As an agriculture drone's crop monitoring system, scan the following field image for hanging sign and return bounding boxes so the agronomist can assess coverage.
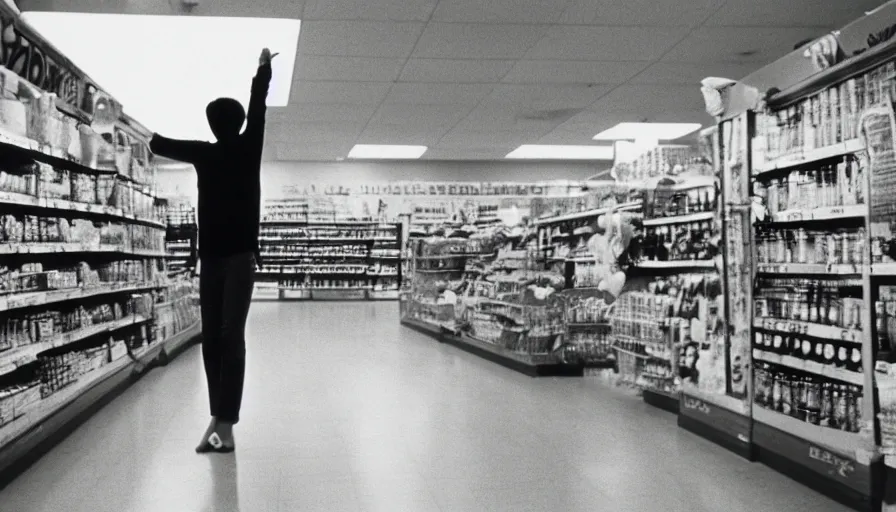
[0,3,107,119]
[282,181,578,198]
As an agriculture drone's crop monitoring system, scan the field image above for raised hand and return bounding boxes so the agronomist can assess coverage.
[259,48,279,67]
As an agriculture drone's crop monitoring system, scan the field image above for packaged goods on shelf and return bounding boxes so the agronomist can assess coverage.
[753,361,863,433]
[402,221,578,371]
[255,200,403,300]
[0,5,206,476]
[877,363,896,457]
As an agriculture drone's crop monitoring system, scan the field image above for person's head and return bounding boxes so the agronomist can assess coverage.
[206,97,245,141]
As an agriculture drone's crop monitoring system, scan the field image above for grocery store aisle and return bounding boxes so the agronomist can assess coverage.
[0,301,850,512]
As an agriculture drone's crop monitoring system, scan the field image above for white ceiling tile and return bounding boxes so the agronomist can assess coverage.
[275,142,353,161]
[298,20,424,57]
[431,0,562,23]
[358,124,450,145]
[560,0,725,26]
[412,23,550,59]
[290,81,392,104]
[502,60,649,84]
[588,84,705,116]
[644,110,709,126]
[269,104,378,123]
[524,26,689,61]
[546,111,633,141]
[454,104,575,133]
[368,103,475,128]
[661,27,827,63]
[486,84,613,110]
[301,0,437,21]
[294,55,406,81]
[631,62,760,84]
[267,122,364,144]
[19,0,306,17]
[399,59,516,83]
[383,83,493,104]
[438,130,534,149]
[704,0,884,27]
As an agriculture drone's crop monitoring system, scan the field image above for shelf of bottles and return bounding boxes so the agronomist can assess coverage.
[256,199,402,300]
[746,56,896,471]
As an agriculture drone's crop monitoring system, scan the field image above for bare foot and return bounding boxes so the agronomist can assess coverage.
[215,421,235,448]
[196,417,217,452]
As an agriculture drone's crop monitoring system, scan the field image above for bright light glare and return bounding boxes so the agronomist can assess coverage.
[348,145,428,159]
[22,12,300,141]
[593,122,702,141]
[506,145,614,160]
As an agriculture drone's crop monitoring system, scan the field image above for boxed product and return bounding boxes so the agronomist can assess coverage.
[70,173,98,204]
[37,163,71,200]
[0,98,28,138]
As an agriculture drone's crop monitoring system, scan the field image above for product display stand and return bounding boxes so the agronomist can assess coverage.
[256,199,402,301]
[401,228,584,377]
[0,6,202,487]
[400,314,584,377]
[740,40,896,509]
[675,123,756,459]
[0,320,200,488]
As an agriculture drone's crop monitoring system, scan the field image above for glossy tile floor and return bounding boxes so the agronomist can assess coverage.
[0,302,851,512]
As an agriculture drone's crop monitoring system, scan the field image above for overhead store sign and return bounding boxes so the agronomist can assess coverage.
[0,3,108,119]
[283,182,578,197]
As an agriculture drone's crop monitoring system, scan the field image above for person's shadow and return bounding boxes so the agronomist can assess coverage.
[205,455,240,512]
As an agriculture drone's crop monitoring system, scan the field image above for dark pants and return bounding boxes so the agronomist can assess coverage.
[199,252,255,424]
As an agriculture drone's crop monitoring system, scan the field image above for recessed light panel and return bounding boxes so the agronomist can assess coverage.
[348,145,427,159]
[593,122,702,141]
[22,12,301,141]
[506,145,614,160]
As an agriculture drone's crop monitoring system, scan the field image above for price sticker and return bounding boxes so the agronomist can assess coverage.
[840,329,857,343]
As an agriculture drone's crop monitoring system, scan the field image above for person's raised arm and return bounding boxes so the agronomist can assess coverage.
[149,134,210,164]
[245,48,276,142]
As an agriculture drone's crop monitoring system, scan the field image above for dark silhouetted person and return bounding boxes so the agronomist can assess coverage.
[150,48,277,453]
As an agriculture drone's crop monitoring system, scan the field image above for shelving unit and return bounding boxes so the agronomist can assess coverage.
[734,38,896,509]
[256,200,402,300]
[0,6,201,485]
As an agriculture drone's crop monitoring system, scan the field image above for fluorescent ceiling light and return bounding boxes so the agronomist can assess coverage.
[348,145,427,159]
[22,12,300,141]
[593,122,702,141]
[506,145,614,160]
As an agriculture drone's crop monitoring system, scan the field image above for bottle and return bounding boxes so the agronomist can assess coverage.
[847,346,862,373]
[832,385,847,430]
[821,382,833,426]
[876,301,888,353]
[772,370,783,412]
[807,378,822,425]
[781,372,794,416]
[835,345,849,368]
[813,339,825,363]
[823,341,836,366]
[795,376,808,421]
[845,388,858,432]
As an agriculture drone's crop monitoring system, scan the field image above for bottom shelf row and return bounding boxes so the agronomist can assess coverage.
[0,318,201,453]
[253,283,399,301]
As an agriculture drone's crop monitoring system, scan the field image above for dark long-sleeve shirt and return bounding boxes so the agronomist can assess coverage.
[150,63,272,259]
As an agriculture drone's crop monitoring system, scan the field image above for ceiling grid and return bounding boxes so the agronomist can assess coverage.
[15,0,891,160]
